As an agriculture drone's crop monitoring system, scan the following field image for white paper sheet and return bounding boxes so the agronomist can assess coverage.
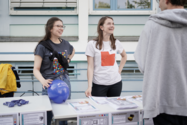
[0,117,13,125]
[112,114,126,124]
[69,101,99,113]
[78,113,110,125]
[111,111,140,125]
[20,111,47,125]
[89,96,108,105]
[0,113,18,125]
[125,95,143,103]
[106,98,138,110]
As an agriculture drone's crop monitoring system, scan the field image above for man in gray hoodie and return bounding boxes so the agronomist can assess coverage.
[134,0,187,124]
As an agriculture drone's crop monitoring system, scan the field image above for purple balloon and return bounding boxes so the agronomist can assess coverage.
[48,80,69,104]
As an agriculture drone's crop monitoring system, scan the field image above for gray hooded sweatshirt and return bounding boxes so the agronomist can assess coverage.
[134,9,187,118]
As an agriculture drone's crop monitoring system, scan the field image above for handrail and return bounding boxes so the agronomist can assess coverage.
[0,52,134,54]
[17,73,142,76]
[15,90,142,94]
[13,68,140,71]
[0,51,142,95]
[16,79,143,82]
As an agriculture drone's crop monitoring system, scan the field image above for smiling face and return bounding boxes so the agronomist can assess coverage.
[50,20,64,38]
[100,18,115,36]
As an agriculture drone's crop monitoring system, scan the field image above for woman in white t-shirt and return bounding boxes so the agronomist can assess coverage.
[85,16,127,97]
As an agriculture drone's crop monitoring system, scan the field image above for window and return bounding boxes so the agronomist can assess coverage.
[93,0,152,10]
[68,64,78,78]
[117,0,151,10]
[94,0,111,9]
[91,0,155,15]
[18,66,33,74]
[68,66,75,76]
[9,0,78,15]
[119,61,143,80]
[14,7,75,11]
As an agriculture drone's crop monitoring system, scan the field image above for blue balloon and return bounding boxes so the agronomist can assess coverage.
[48,80,69,104]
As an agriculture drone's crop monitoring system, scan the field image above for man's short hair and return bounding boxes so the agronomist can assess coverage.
[170,0,187,6]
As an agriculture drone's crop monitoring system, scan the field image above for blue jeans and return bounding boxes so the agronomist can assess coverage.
[42,74,71,125]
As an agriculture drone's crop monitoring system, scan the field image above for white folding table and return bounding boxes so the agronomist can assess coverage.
[0,95,52,125]
[0,96,52,114]
[51,98,144,125]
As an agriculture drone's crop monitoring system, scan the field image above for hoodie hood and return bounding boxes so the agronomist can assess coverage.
[149,9,187,28]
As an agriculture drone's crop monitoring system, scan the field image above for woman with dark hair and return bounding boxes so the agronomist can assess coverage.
[33,17,75,125]
[85,16,127,97]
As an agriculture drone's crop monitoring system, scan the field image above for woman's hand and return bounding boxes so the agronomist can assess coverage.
[85,87,92,97]
[118,50,127,75]
[67,59,70,63]
[118,69,122,74]
[34,55,53,89]
[86,56,94,97]
[41,79,53,89]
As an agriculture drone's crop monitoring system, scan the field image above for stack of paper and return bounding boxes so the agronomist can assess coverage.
[68,101,99,113]
[126,95,143,103]
[89,96,108,105]
[132,95,142,102]
[106,98,138,110]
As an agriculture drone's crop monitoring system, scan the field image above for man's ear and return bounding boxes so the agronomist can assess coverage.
[165,0,170,5]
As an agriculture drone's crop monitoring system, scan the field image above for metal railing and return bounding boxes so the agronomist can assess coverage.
[0,51,143,95]
[0,52,135,54]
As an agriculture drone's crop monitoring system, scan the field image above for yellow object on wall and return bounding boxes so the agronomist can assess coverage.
[0,64,17,95]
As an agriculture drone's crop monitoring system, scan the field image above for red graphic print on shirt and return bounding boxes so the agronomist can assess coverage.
[101,51,115,66]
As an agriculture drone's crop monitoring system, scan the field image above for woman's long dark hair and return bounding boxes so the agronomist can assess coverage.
[34,17,63,52]
[94,16,116,50]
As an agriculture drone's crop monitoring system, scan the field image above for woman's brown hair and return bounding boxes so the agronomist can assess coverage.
[94,16,116,50]
[34,17,63,52]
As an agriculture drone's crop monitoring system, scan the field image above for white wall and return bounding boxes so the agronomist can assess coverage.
[0,0,160,61]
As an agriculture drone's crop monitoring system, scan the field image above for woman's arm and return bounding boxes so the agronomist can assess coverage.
[68,48,75,63]
[33,55,53,89]
[85,56,94,97]
[118,50,127,74]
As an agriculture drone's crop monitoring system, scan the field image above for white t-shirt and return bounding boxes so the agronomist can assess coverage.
[85,39,124,85]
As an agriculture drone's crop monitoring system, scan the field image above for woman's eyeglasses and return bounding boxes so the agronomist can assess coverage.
[54,25,66,29]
